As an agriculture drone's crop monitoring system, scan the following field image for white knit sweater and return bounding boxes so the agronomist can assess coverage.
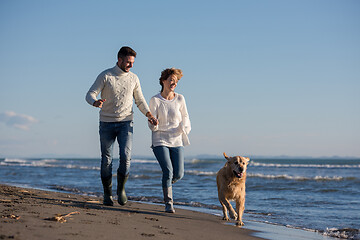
[86,65,150,122]
[148,93,191,147]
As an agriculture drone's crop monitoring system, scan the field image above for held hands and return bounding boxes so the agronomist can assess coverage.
[93,99,106,108]
[146,112,159,126]
[93,101,158,125]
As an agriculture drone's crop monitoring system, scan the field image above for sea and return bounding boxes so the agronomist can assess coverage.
[1,156,359,240]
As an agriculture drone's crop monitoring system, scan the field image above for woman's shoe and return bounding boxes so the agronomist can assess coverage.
[163,187,175,213]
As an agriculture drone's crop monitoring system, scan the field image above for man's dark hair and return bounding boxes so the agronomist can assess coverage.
[117,46,137,59]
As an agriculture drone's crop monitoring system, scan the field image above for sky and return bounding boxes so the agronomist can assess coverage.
[0,0,359,159]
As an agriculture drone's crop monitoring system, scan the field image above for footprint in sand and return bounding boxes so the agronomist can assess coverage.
[141,233,155,237]
[159,230,174,235]
[152,225,174,235]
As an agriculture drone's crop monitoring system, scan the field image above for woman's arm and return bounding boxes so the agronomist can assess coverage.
[180,96,191,135]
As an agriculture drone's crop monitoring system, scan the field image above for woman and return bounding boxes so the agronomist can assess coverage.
[148,68,191,213]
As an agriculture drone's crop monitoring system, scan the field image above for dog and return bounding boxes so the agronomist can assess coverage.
[216,152,250,226]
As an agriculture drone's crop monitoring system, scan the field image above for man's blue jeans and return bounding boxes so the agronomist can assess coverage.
[152,146,184,188]
[99,121,133,179]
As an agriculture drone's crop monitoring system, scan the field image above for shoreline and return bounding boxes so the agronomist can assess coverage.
[2,156,358,240]
[0,183,335,240]
[0,184,263,240]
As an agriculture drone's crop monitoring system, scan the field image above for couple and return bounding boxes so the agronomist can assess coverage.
[85,46,191,213]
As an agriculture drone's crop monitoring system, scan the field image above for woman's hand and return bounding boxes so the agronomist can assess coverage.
[146,112,159,126]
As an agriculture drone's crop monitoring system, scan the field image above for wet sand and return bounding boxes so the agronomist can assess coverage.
[0,184,263,240]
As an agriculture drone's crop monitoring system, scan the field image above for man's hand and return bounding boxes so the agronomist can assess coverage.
[93,99,106,108]
[146,112,158,126]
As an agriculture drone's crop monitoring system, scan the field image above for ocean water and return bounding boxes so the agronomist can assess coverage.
[0,157,359,239]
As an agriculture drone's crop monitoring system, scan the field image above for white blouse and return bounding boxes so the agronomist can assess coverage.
[148,93,191,147]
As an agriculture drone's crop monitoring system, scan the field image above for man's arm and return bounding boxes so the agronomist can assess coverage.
[86,74,105,106]
[133,76,158,125]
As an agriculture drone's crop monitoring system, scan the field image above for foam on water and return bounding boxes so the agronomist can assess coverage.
[251,162,360,168]
[248,173,350,181]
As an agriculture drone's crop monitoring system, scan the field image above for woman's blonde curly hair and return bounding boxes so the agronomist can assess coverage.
[159,68,183,92]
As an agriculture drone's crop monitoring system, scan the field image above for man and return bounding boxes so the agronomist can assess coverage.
[86,46,158,206]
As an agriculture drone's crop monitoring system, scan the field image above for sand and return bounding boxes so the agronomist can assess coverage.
[0,184,263,240]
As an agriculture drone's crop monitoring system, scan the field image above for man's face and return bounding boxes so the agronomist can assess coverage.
[118,55,135,72]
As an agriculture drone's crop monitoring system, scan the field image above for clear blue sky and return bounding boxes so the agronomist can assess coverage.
[1,0,359,158]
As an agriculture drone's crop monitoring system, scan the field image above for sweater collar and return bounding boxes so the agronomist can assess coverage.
[158,92,177,102]
[114,64,129,76]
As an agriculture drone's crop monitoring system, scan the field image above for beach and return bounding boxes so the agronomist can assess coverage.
[0,184,262,240]
[1,157,359,239]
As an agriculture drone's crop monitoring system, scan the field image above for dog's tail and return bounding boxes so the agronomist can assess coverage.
[223,152,229,159]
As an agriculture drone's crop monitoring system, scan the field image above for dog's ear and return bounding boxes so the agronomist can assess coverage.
[223,152,230,160]
[244,157,250,164]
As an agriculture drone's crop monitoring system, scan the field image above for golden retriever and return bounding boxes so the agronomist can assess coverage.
[216,152,250,226]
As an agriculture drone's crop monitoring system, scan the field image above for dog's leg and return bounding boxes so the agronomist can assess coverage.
[219,197,229,221]
[219,196,237,220]
[219,200,229,221]
[227,200,238,220]
[235,198,245,226]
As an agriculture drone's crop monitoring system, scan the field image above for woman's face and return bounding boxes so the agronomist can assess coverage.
[163,74,178,92]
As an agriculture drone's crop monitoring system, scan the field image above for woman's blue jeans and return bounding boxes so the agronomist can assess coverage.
[99,121,133,178]
[152,146,184,188]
